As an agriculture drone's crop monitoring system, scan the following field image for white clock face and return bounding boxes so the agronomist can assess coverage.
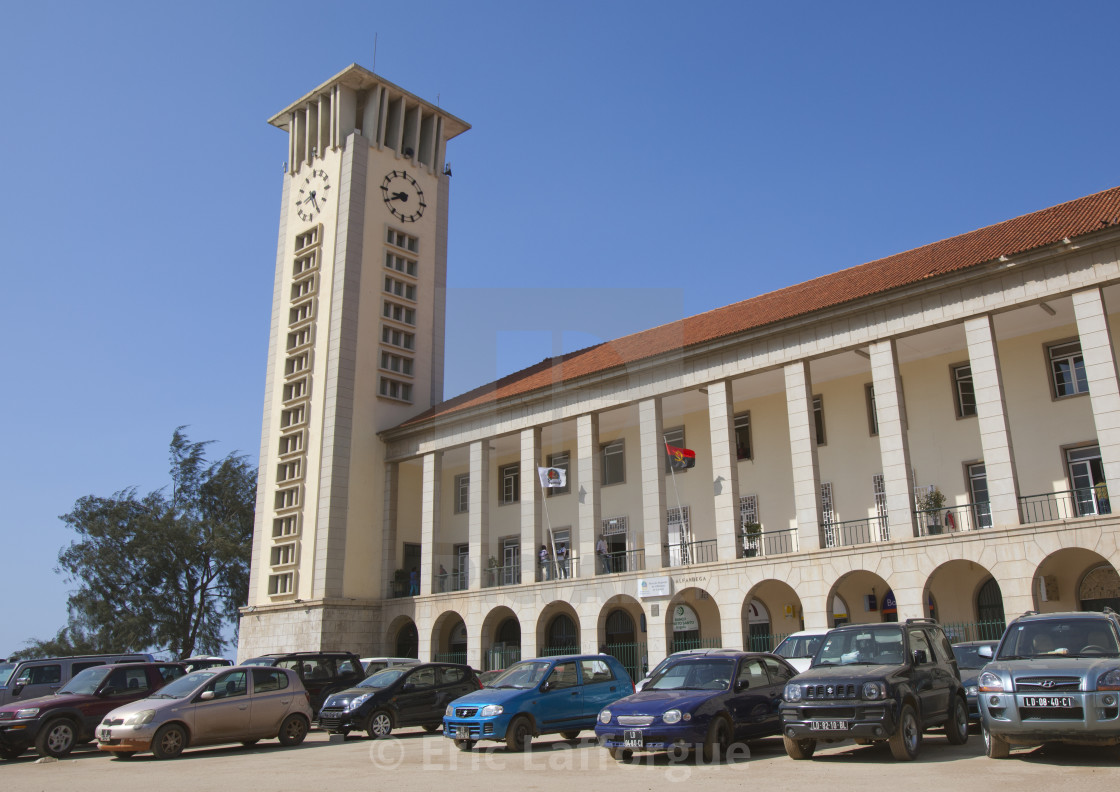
[381,170,426,222]
[295,168,331,223]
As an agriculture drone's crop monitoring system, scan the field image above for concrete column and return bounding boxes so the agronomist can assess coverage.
[521,427,542,583]
[869,340,917,540]
[708,380,741,562]
[1072,288,1120,488]
[639,398,667,570]
[644,601,669,669]
[379,462,399,599]
[576,414,601,578]
[420,452,441,596]
[799,592,832,631]
[785,361,822,550]
[468,440,490,591]
[520,610,539,660]
[964,316,1021,528]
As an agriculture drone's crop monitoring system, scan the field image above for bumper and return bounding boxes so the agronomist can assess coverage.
[780,701,898,741]
[593,723,705,752]
[0,722,36,752]
[318,708,365,733]
[96,724,156,754]
[443,715,510,742]
[980,692,1120,746]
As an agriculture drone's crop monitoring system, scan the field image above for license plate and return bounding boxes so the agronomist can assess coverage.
[455,726,470,739]
[98,728,111,741]
[810,720,849,731]
[623,729,644,748]
[1023,696,1075,708]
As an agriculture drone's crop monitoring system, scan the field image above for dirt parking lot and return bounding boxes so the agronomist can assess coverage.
[4,728,1119,792]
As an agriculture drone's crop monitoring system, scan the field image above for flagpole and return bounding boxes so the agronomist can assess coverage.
[664,438,690,565]
[539,469,559,580]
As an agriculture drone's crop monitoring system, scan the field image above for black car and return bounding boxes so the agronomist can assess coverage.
[319,663,481,738]
[780,618,969,761]
[951,640,999,724]
[242,652,364,714]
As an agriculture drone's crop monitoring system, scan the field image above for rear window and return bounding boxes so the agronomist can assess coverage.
[253,669,290,693]
[580,658,615,683]
[441,666,468,684]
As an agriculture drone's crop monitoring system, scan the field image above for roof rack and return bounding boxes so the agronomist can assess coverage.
[904,618,939,625]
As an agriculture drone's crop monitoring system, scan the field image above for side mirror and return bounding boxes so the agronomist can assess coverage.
[401,682,415,692]
[199,690,215,701]
[540,681,552,693]
[735,681,750,692]
[101,686,117,697]
[978,645,994,659]
[912,649,928,665]
[12,678,29,695]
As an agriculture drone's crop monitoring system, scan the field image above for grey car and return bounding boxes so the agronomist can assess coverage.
[977,610,1120,758]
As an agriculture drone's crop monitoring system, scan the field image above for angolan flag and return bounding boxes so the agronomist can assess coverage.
[665,443,696,471]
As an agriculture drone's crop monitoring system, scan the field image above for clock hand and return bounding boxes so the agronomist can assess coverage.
[390,191,409,202]
[309,192,320,211]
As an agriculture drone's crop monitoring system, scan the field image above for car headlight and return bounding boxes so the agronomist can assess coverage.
[445,704,455,717]
[966,685,978,697]
[977,671,1004,693]
[1098,668,1120,690]
[479,704,503,717]
[599,709,612,724]
[123,709,157,727]
[784,683,802,703]
[14,708,39,719]
[346,693,372,712]
[862,681,886,701]
[662,709,682,724]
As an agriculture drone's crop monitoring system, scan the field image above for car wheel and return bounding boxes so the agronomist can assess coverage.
[278,714,309,746]
[946,696,969,746]
[423,723,441,734]
[35,718,78,758]
[151,724,187,760]
[888,704,921,761]
[607,746,633,761]
[982,721,1010,759]
[366,709,393,740]
[783,735,816,760]
[701,717,731,763]
[560,730,580,740]
[454,739,474,752]
[505,716,532,752]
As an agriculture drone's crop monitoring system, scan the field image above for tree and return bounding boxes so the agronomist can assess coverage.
[24,428,256,659]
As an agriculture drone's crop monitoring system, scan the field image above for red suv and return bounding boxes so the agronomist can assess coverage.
[0,662,185,759]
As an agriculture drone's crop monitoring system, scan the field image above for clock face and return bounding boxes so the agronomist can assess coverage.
[381,170,426,222]
[295,168,331,223]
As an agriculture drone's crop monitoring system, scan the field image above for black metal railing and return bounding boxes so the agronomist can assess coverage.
[915,502,991,536]
[596,548,645,575]
[738,528,797,558]
[666,538,718,566]
[822,515,889,548]
[483,562,522,588]
[1019,488,1110,524]
[536,553,580,582]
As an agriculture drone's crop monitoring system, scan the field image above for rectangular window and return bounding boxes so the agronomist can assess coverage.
[286,327,312,351]
[385,252,418,277]
[272,516,299,537]
[952,364,977,417]
[270,543,297,566]
[276,459,302,483]
[382,301,416,326]
[663,426,686,474]
[455,474,470,514]
[546,451,571,496]
[967,462,992,529]
[280,405,306,429]
[293,250,318,276]
[294,227,320,251]
[601,439,625,486]
[814,396,826,445]
[380,351,414,376]
[384,276,417,301]
[285,351,310,377]
[274,486,300,510]
[290,274,317,301]
[282,377,308,402]
[386,228,419,252]
[820,481,835,547]
[381,326,415,350]
[267,572,294,596]
[500,463,520,504]
[1049,340,1089,397]
[288,301,314,325]
[378,376,413,402]
[734,412,752,460]
[866,384,878,436]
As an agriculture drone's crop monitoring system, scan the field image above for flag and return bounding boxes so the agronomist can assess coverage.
[665,442,696,471]
[537,466,567,488]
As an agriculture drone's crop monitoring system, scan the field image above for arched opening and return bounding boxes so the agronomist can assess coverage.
[976,578,1007,639]
[543,613,579,655]
[1033,548,1120,613]
[597,595,646,681]
[395,620,418,658]
[742,580,804,649]
[1080,565,1120,611]
[665,588,721,653]
[745,599,772,651]
[490,617,522,670]
[431,612,467,664]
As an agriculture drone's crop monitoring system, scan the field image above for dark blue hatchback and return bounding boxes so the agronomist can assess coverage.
[594,652,796,761]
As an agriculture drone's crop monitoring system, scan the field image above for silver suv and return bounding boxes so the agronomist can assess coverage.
[978,609,1120,758]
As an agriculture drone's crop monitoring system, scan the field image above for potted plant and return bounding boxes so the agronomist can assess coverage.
[742,523,763,557]
[915,487,947,534]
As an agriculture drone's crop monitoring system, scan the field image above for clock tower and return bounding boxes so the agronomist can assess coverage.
[238,65,469,656]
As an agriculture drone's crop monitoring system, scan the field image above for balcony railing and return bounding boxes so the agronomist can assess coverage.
[915,502,992,536]
[536,553,580,582]
[483,562,522,588]
[666,538,718,566]
[823,515,889,548]
[596,548,645,575]
[1019,488,1111,524]
[738,528,798,558]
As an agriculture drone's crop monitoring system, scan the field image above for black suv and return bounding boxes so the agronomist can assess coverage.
[242,652,364,714]
[779,619,968,760]
[319,662,481,738]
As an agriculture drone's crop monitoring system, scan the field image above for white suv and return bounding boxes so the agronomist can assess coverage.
[773,628,831,673]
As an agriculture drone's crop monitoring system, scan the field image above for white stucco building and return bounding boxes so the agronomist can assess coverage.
[239,65,1120,681]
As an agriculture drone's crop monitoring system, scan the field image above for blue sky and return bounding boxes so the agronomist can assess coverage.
[3,0,1119,656]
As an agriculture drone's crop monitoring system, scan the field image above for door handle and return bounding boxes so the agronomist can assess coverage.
[238,704,249,710]
[570,692,578,696]
[609,686,616,691]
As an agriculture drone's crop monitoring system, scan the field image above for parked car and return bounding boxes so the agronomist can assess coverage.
[360,657,421,675]
[595,651,797,761]
[635,648,743,692]
[977,609,1120,758]
[773,629,831,673]
[97,665,312,759]
[241,651,364,713]
[0,653,153,708]
[320,662,480,737]
[951,641,1000,724]
[180,656,234,673]
[780,619,969,761]
[478,669,505,687]
[443,654,632,751]
[0,662,185,760]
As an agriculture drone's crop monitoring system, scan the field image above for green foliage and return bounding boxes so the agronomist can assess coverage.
[24,428,256,659]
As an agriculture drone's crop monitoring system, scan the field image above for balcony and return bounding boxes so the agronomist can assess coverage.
[666,538,718,566]
[1019,488,1110,524]
[822,515,889,548]
[596,548,645,576]
[915,502,991,536]
[737,527,798,558]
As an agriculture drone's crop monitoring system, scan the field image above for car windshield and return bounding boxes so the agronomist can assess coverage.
[359,668,406,688]
[148,670,220,699]
[0,662,15,687]
[58,666,113,695]
[815,628,905,666]
[775,635,825,659]
[952,643,997,669]
[489,661,551,689]
[647,659,735,691]
[997,619,1120,660]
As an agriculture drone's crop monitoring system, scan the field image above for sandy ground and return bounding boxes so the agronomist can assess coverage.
[4,727,1119,792]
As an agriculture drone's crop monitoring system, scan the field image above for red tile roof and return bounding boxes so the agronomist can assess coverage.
[401,185,1120,428]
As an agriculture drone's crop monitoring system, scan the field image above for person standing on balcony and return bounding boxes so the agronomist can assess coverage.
[556,543,568,578]
[408,567,419,596]
[539,544,551,581]
[597,534,610,573]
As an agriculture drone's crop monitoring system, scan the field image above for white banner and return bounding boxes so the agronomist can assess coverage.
[537,466,567,488]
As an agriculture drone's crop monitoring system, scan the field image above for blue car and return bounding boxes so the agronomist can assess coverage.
[443,654,632,751]
[594,652,796,761]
